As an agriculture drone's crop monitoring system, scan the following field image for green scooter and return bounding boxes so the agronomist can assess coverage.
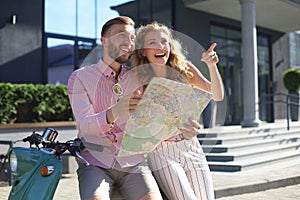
[7,128,87,200]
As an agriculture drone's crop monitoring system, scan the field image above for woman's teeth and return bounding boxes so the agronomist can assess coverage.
[155,53,165,58]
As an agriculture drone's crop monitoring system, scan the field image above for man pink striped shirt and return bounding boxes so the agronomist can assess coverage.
[68,59,144,168]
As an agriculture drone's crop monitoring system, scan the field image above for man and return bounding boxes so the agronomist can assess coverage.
[68,16,162,200]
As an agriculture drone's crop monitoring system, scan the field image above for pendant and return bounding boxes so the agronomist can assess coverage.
[112,83,123,96]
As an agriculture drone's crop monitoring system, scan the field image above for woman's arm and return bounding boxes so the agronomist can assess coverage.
[188,43,224,101]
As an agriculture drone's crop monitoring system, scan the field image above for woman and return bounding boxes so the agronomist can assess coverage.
[128,22,224,200]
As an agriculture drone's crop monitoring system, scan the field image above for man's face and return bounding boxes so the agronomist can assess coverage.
[104,24,135,64]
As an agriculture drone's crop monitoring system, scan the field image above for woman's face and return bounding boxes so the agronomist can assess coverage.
[142,30,171,65]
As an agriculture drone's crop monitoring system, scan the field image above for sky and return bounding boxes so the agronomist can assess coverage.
[45,0,132,46]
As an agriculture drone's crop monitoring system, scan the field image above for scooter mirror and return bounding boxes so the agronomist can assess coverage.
[42,128,58,142]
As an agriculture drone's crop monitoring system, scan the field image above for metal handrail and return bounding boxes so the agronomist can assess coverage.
[259,92,300,130]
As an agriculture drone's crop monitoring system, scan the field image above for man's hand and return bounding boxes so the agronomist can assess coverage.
[107,90,142,123]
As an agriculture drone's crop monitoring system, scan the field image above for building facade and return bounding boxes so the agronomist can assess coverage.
[1,0,300,126]
[112,0,300,126]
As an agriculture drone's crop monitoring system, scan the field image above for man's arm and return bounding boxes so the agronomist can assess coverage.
[68,70,113,136]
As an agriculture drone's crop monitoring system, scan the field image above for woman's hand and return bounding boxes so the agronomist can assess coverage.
[177,117,202,139]
[201,43,219,66]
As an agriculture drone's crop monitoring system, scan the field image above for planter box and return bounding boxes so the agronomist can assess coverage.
[0,121,75,130]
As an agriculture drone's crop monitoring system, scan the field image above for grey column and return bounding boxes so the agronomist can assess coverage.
[240,0,261,127]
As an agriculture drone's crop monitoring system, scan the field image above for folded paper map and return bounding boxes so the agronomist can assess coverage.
[118,77,212,157]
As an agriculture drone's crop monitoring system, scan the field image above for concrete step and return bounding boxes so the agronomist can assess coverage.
[202,136,300,153]
[201,122,300,172]
[200,126,300,138]
[209,150,300,172]
[200,122,300,139]
[206,142,300,162]
[199,129,300,145]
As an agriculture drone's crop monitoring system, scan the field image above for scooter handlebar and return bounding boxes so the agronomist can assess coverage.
[48,139,90,166]
[20,128,89,165]
[22,132,43,146]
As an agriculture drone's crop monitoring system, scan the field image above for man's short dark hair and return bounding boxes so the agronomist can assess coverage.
[101,16,135,37]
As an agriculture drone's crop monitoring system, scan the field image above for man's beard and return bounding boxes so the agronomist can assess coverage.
[108,41,130,64]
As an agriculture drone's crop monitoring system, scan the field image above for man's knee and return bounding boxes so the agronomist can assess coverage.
[87,195,107,200]
[139,192,163,200]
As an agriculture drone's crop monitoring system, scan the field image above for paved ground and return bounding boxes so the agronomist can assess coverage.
[217,184,300,200]
[1,173,300,200]
[213,160,300,199]
[0,121,300,199]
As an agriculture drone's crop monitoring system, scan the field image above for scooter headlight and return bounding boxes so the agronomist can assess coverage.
[9,150,18,172]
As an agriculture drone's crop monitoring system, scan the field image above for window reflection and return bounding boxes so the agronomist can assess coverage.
[47,38,74,85]
[45,0,122,84]
[45,0,76,36]
[290,32,300,67]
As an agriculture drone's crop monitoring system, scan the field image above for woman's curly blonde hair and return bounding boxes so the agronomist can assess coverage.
[130,22,193,83]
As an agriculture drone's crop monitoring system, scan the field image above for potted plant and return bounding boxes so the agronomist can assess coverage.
[283,68,300,121]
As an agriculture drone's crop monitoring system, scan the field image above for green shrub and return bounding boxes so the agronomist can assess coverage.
[0,83,73,124]
[0,83,18,124]
[33,84,73,122]
[283,68,300,92]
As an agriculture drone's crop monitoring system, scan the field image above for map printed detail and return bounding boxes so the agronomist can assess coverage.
[118,77,212,157]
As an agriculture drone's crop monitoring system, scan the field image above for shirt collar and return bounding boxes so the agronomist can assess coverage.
[97,59,129,81]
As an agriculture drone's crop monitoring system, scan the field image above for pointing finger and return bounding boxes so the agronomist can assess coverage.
[207,42,217,52]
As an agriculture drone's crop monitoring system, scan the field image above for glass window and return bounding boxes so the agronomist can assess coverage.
[45,0,131,38]
[290,31,300,67]
[78,41,97,66]
[78,0,96,38]
[47,38,74,85]
[227,29,241,40]
[258,35,268,47]
[211,36,227,56]
[47,37,74,48]
[210,24,272,123]
[152,0,172,26]
[257,46,269,63]
[227,40,241,57]
[257,35,270,121]
[138,0,152,25]
[257,35,270,74]
[211,25,226,37]
[45,0,76,35]
[44,0,131,84]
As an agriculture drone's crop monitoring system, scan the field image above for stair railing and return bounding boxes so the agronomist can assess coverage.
[260,92,300,130]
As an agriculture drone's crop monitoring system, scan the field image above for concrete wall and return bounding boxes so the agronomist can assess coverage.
[0,0,44,84]
[272,34,291,119]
